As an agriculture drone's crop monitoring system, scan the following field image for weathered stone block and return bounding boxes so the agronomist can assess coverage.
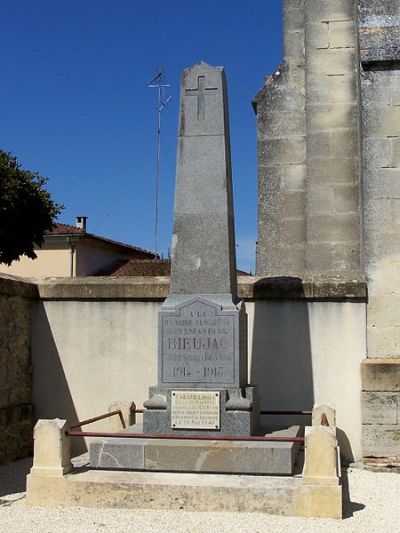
[282,164,306,191]
[332,243,361,273]
[302,426,339,486]
[284,4,305,34]
[363,200,392,228]
[362,424,400,457]
[30,419,72,477]
[361,392,398,424]
[308,186,334,214]
[372,168,400,199]
[362,359,400,391]
[90,427,301,475]
[362,71,392,107]
[268,138,306,165]
[363,106,400,138]
[284,29,306,60]
[281,218,306,245]
[367,326,399,358]
[306,0,354,23]
[329,20,356,49]
[308,213,360,243]
[307,244,333,272]
[309,103,358,131]
[333,185,359,213]
[308,157,358,184]
[330,129,359,158]
[308,74,357,104]
[308,49,356,76]
[368,294,400,326]
[281,191,305,216]
[263,111,305,138]
[307,22,329,49]
[362,138,393,168]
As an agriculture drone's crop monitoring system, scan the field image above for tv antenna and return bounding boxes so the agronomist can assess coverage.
[148,69,171,255]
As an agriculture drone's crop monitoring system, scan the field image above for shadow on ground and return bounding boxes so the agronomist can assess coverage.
[342,467,366,519]
[0,457,32,503]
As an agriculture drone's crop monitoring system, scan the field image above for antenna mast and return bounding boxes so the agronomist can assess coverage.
[148,69,171,256]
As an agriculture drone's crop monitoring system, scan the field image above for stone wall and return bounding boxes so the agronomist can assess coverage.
[31,277,366,462]
[359,0,400,466]
[254,0,306,275]
[255,0,361,277]
[361,359,400,466]
[304,0,361,275]
[0,275,36,464]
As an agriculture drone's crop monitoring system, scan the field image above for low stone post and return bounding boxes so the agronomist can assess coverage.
[312,404,336,427]
[302,426,339,485]
[30,419,72,477]
[108,401,136,432]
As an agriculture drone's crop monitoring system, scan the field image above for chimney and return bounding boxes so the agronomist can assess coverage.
[75,216,87,232]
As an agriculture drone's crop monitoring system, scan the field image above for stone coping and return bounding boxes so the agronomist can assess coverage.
[0,274,38,298]
[16,275,368,301]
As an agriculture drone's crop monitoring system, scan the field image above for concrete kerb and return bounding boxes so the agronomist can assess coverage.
[26,417,343,518]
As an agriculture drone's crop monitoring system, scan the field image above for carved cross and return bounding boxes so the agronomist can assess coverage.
[185,76,218,120]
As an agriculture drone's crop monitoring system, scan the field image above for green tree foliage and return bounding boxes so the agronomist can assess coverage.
[0,149,63,265]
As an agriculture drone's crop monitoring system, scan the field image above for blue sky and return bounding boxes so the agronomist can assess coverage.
[0,0,283,273]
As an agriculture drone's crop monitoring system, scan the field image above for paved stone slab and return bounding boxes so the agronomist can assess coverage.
[89,426,301,475]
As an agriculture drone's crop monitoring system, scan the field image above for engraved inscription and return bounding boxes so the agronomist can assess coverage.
[171,390,220,429]
[161,300,235,384]
[185,76,218,120]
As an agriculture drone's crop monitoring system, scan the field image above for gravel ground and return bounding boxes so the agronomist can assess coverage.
[0,458,399,533]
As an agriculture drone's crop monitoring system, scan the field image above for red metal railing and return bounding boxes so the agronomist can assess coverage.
[66,430,304,443]
[70,409,124,430]
[67,406,311,444]
[131,408,312,416]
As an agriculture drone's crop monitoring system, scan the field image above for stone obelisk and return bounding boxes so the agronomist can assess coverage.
[144,62,258,435]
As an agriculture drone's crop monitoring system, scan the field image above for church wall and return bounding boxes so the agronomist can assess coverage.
[304,0,361,275]
[255,0,400,465]
[255,0,307,276]
[359,0,400,465]
[255,0,362,278]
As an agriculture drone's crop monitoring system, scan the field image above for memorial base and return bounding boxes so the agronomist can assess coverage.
[143,386,259,436]
[89,425,301,475]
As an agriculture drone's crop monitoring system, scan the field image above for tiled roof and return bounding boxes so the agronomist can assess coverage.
[45,224,157,257]
[95,259,171,277]
[95,258,250,277]
[46,223,84,235]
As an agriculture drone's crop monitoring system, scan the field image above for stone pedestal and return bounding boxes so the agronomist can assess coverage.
[144,386,258,436]
[90,425,301,475]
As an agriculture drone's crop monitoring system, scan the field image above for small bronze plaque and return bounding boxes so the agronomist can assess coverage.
[171,390,220,429]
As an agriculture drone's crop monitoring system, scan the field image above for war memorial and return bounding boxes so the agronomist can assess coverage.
[1,0,399,520]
